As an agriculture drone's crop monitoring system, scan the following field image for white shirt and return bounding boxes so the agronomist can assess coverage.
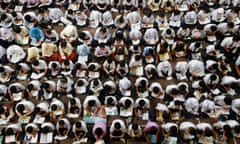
[143,28,159,45]
[110,119,127,133]
[7,45,26,63]
[188,60,205,77]
[184,97,199,114]
[157,61,173,78]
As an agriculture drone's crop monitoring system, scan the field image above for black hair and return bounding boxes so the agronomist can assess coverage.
[124,99,132,107]
[114,122,121,129]
[179,84,187,93]
[107,97,114,105]
[51,104,57,111]
[59,120,65,126]
[162,111,170,119]
[101,27,107,33]
[42,82,50,89]
[24,15,33,22]
[42,126,50,134]
[75,63,81,69]
[26,126,33,133]
[88,100,96,107]
[119,16,124,23]
[166,29,172,35]
[15,65,22,70]
[175,100,182,106]
[153,86,159,93]
[11,11,17,17]
[93,79,99,86]
[27,84,34,91]
[139,99,146,107]
[171,88,179,95]
[61,41,67,47]
[116,30,123,39]
[0,13,7,21]
[95,127,103,137]
[195,42,201,48]
[210,74,217,81]
[169,125,178,136]
[188,127,196,135]
[227,22,234,28]
[205,128,213,137]
[52,63,58,69]
[77,80,84,86]
[76,122,82,128]
[132,123,138,130]
[135,55,141,61]
[6,128,14,135]
[60,77,67,83]
[32,59,39,66]
[149,126,157,134]
[10,86,17,93]
[68,9,73,15]
[88,64,96,71]
[224,97,232,105]
[70,98,76,105]
[210,25,217,32]
[234,125,240,134]
[34,107,40,114]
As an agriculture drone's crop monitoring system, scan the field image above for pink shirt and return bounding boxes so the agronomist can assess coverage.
[92,122,107,139]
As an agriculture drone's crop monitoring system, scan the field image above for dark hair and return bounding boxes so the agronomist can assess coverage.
[6,128,14,135]
[88,64,96,71]
[153,87,159,93]
[60,77,67,83]
[26,126,33,133]
[107,97,114,105]
[210,74,217,81]
[114,122,121,129]
[95,127,103,137]
[27,84,34,91]
[34,107,40,114]
[166,29,172,35]
[76,122,82,128]
[32,60,39,66]
[77,80,84,86]
[149,126,157,134]
[171,88,179,95]
[70,98,76,105]
[88,100,96,107]
[24,15,33,22]
[188,127,196,135]
[169,125,178,136]
[224,97,232,105]
[135,55,141,61]
[59,120,65,126]
[234,125,240,134]
[132,123,138,130]
[51,104,57,111]
[10,86,17,93]
[11,11,17,17]
[68,9,73,14]
[139,99,146,107]
[15,65,22,70]
[205,128,213,137]
[93,79,99,86]
[52,63,58,69]
[1,13,7,21]
[195,42,201,48]
[178,84,187,92]
[124,99,132,107]
[227,22,234,28]
[42,126,50,134]
[61,41,67,47]
[210,25,217,32]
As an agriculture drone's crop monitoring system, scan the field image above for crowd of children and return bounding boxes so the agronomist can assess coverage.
[0,0,240,144]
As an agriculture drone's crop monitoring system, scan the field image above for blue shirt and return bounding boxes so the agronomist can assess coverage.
[77,44,91,56]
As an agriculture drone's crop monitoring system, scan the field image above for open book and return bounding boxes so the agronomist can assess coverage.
[5,135,16,143]
[40,132,53,143]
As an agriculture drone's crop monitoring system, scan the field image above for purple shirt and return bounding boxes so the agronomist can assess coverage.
[92,122,107,139]
[143,121,160,133]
